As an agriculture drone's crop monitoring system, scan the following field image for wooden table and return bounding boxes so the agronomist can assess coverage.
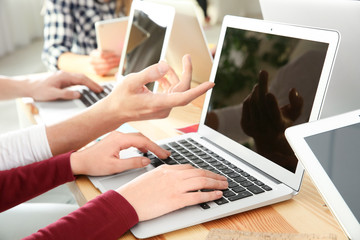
[66,102,347,240]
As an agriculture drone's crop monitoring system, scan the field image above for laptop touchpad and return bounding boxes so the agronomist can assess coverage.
[99,168,148,191]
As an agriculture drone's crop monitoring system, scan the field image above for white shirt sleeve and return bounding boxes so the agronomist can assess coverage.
[0,124,53,170]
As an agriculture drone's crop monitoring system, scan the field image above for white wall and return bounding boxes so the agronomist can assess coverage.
[0,0,44,57]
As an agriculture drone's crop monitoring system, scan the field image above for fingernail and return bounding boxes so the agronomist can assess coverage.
[73,91,81,98]
[158,61,169,75]
[142,158,150,166]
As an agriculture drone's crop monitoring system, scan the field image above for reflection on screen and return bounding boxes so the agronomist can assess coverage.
[305,123,360,222]
[122,9,167,81]
[204,27,329,173]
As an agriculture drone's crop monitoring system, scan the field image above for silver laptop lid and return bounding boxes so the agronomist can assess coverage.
[118,0,175,91]
[145,0,213,84]
[259,0,360,119]
[198,15,340,191]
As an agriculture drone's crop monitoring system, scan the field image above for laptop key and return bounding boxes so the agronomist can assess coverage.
[247,185,265,194]
[214,197,229,205]
[228,191,253,201]
[262,185,273,191]
[199,203,210,209]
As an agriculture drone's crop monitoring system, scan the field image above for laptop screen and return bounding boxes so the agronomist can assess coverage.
[204,26,329,173]
[304,123,360,222]
[122,9,167,76]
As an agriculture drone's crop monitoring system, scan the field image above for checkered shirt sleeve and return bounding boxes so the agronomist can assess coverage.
[41,0,118,71]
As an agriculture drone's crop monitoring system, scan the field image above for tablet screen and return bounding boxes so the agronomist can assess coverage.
[305,123,360,222]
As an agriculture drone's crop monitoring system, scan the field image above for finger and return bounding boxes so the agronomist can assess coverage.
[241,98,253,132]
[173,54,192,92]
[159,81,214,108]
[249,84,261,121]
[284,88,304,121]
[181,168,227,181]
[67,73,104,93]
[54,89,81,100]
[127,61,170,90]
[181,191,224,207]
[113,156,151,172]
[265,93,282,129]
[163,67,180,92]
[120,134,171,159]
[258,70,269,97]
[184,177,228,191]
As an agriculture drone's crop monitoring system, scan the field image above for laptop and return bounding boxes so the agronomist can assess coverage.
[34,0,175,124]
[89,15,340,238]
[259,0,360,119]
[145,0,213,84]
[285,109,360,240]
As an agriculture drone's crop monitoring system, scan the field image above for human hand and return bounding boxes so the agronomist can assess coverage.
[117,164,228,221]
[70,131,170,176]
[29,71,103,101]
[101,54,214,123]
[89,49,121,76]
[241,70,303,171]
[241,70,303,141]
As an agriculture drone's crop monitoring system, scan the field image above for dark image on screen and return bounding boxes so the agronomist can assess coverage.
[121,8,167,87]
[204,27,329,173]
[305,123,360,222]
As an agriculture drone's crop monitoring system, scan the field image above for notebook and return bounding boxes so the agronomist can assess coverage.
[259,0,360,119]
[34,0,175,124]
[145,0,213,84]
[89,15,340,238]
[285,109,360,240]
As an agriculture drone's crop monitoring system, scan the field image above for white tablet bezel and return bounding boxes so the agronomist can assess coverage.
[118,0,175,92]
[95,17,129,56]
[198,15,340,191]
[285,109,360,240]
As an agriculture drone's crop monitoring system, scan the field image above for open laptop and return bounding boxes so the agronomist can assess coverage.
[145,0,213,84]
[259,0,360,119]
[34,0,175,124]
[89,15,340,238]
[285,109,360,240]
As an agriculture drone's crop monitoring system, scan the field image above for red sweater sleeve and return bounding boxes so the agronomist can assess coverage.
[0,152,139,239]
[0,152,75,212]
[24,191,139,240]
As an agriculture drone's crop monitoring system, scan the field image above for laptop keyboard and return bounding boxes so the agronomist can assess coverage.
[79,83,114,107]
[146,138,272,210]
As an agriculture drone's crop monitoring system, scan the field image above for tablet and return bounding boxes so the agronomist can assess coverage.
[95,17,129,56]
[118,0,175,92]
[285,109,360,240]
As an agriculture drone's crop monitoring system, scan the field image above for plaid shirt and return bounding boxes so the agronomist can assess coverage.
[42,0,124,71]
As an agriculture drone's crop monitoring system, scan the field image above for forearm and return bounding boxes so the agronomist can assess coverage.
[0,76,33,100]
[23,191,138,240]
[58,52,94,74]
[0,124,52,170]
[0,152,74,212]
[46,100,124,156]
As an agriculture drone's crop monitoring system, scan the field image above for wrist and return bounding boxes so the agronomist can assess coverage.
[70,151,83,175]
